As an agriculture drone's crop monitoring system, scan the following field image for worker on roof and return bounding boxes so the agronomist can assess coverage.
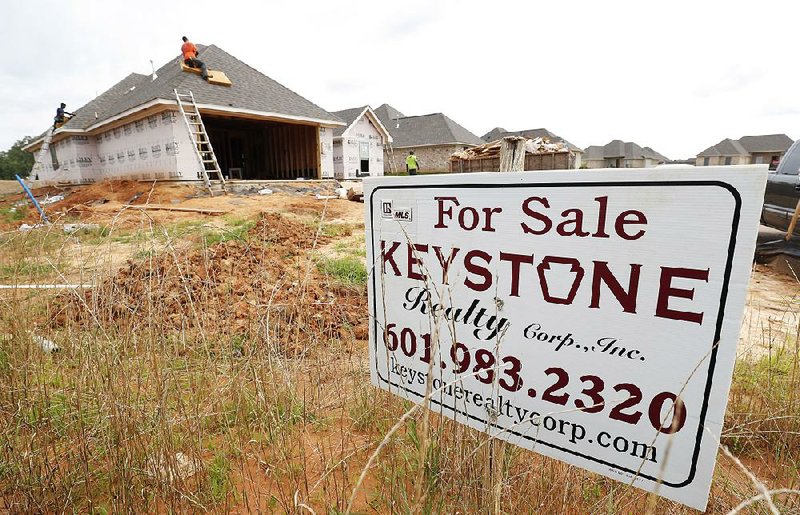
[53,102,74,129]
[181,36,209,81]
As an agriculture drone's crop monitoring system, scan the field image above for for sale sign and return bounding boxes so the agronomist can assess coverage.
[364,167,766,511]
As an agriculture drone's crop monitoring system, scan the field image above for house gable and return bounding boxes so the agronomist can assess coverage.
[332,106,392,144]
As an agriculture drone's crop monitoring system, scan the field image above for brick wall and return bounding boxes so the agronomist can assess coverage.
[384,144,467,173]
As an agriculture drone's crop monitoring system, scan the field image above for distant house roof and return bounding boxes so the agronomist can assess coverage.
[374,109,484,148]
[583,140,669,162]
[697,134,792,157]
[481,127,582,153]
[374,104,405,124]
[737,134,793,153]
[481,127,507,142]
[697,138,748,157]
[30,44,342,147]
[583,145,605,160]
[330,105,392,142]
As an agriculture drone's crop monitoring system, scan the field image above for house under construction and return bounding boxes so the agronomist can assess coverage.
[24,45,344,185]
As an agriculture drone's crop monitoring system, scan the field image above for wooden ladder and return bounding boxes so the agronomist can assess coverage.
[174,89,226,195]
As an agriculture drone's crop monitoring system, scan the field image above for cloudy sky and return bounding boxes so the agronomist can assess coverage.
[1,0,798,160]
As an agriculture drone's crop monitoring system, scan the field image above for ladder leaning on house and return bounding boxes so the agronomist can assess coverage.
[174,89,226,195]
[30,126,56,179]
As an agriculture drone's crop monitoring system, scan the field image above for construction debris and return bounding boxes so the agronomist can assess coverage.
[451,136,570,160]
[40,194,65,205]
[33,335,59,353]
[449,136,575,173]
[18,223,47,232]
[155,451,198,482]
[339,181,364,202]
[122,204,229,215]
[63,223,99,234]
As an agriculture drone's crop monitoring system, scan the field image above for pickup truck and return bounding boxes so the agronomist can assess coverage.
[761,138,800,236]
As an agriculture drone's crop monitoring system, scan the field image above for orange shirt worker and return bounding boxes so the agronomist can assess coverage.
[181,36,209,81]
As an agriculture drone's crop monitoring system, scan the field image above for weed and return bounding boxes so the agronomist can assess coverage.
[203,218,256,246]
[0,261,53,280]
[320,223,354,238]
[207,454,231,502]
[0,206,26,222]
[318,256,367,285]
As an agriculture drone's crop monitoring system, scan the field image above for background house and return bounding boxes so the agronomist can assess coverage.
[481,127,583,168]
[330,106,392,179]
[25,45,343,184]
[582,140,668,169]
[374,104,484,173]
[695,134,793,169]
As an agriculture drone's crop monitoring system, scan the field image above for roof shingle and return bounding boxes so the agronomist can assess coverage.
[58,44,340,133]
[375,111,483,147]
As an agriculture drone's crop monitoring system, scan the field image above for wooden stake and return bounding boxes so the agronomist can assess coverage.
[499,136,526,172]
[123,205,228,215]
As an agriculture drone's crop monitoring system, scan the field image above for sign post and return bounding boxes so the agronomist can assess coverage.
[365,167,766,511]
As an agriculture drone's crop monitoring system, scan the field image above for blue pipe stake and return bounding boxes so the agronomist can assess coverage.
[15,174,50,224]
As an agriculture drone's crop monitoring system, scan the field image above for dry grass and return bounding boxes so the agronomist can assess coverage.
[0,203,798,514]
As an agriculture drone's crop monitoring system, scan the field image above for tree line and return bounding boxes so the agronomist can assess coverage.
[0,137,34,180]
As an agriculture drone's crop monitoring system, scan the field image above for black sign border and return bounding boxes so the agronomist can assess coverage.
[368,180,742,489]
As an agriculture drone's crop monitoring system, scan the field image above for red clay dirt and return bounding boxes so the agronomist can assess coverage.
[51,212,368,349]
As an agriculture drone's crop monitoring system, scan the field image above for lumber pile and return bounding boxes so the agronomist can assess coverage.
[450,136,574,173]
[451,136,570,161]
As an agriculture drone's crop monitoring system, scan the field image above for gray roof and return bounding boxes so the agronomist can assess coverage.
[481,127,507,142]
[583,145,605,160]
[584,140,669,161]
[57,44,340,132]
[697,138,749,157]
[376,111,484,147]
[483,127,582,152]
[642,146,669,162]
[737,134,793,153]
[696,134,792,157]
[331,106,367,137]
[60,73,150,130]
[374,104,405,124]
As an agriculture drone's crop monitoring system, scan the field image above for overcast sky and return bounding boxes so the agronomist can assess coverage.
[1,0,798,160]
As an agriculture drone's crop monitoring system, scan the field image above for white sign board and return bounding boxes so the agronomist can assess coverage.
[364,167,766,511]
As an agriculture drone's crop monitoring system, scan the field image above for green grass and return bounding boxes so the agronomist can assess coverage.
[70,224,111,243]
[207,454,231,502]
[202,218,256,246]
[318,256,368,285]
[333,233,366,258]
[0,261,53,280]
[724,346,799,462]
[320,223,354,238]
[0,206,26,223]
[132,249,157,260]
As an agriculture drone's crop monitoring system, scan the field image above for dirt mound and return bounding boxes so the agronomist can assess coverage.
[52,213,368,349]
[55,180,201,210]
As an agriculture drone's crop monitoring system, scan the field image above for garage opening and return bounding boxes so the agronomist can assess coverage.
[202,116,319,180]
